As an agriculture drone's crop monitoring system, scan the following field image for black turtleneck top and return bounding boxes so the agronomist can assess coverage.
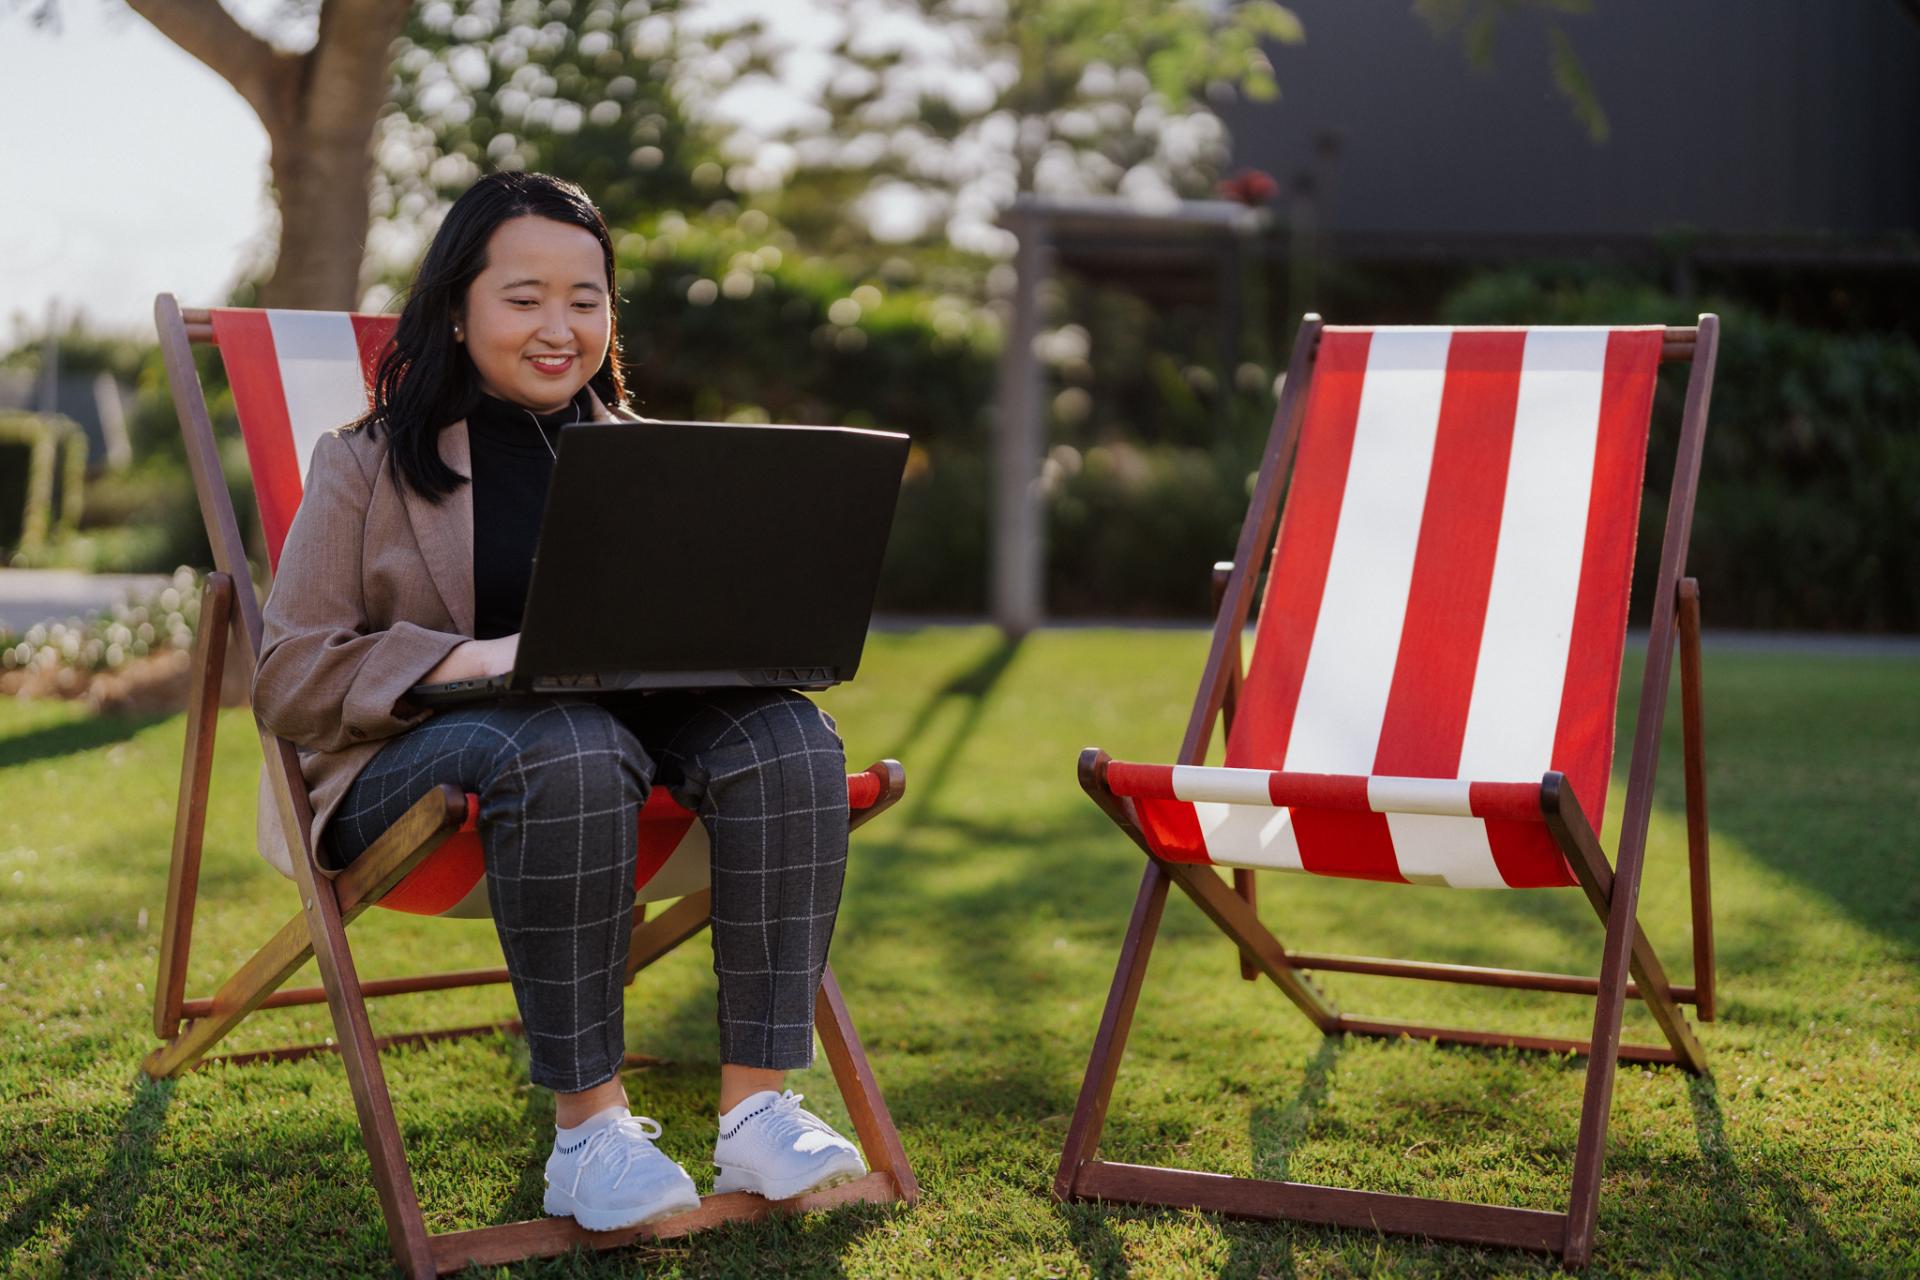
[467,390,588,640]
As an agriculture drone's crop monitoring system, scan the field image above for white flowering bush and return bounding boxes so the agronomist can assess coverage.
[0,566,202,680]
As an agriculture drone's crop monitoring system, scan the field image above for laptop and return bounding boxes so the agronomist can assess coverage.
[407,420,909,707]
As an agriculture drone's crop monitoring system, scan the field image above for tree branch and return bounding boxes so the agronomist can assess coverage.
[122,0,298,131]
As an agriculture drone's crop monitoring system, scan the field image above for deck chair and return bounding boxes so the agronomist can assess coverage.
[142,295,918,1276]
[1057,317,1720,1268]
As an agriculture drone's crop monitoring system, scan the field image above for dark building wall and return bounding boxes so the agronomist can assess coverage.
[1216,0,1920,241]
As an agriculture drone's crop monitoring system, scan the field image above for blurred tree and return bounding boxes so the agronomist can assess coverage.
[372,0,719,284]
[119,0,412,309]
[686,0,1304,254]
[690,0,1607,254]
[27,0,715,310]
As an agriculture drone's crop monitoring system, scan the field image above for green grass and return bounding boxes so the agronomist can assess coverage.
[2,627,1917,1277]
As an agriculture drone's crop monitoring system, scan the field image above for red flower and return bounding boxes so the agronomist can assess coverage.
[1215,168,1278,206]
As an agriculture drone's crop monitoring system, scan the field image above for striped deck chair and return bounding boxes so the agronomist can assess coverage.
[1057,316,1720,1267]
[142,295,917,1276]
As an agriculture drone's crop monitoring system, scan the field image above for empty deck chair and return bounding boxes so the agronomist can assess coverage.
[1057,317,1720,1267]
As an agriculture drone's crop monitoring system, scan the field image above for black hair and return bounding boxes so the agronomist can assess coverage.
[354,170,628,502]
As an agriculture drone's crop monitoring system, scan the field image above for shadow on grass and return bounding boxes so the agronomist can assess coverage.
[0,1075,173,1273]
[376,956,898,1274]
[1633,652,1920,964]
[837,629,1100,1103]
[12,836,265,945]
[1058,1200,1134,1280]
[1054,1044,1877,1278]
[877,633,1023,828]
[1050,1041,1344,1280]
[1663,1075,1865,1277]
[0,710,171,770]
[1246,1037,1342,1186]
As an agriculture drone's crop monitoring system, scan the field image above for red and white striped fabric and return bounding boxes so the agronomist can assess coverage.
[211,307,883,916]
[211,309,395,570]
[1113,326,1664,889]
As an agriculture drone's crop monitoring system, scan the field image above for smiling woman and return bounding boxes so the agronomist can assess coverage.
[352,171,630,504]
[248,170,874,1237]
[455,215,612,413]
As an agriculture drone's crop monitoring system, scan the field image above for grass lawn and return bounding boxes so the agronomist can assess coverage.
[2,626,1916,1277]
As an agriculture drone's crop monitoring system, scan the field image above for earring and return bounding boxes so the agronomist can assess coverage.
[453,324,464,340]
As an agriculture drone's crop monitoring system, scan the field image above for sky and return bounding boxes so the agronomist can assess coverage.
[0,0,843,341]
[2,4,275,338]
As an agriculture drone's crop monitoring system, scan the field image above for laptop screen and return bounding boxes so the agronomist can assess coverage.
[510,421,909,689]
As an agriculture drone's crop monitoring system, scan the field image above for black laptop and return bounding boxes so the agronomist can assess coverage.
[407,420,909,706]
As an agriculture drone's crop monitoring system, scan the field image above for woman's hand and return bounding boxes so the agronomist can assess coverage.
[422,633,520,684]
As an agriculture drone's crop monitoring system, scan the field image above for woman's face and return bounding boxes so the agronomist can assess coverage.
[455,214,612,414]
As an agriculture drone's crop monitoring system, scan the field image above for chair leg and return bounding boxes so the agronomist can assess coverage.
[1545,774,1706,1269]
[816,964,919,1201]
[1678,577,1715,1021]
[143,785,467,1077]
[154,572,233,1040]
[1561,894,1637,1268]
[1055,861,1172,1199]
[1064,760,1722,1265]
[1058,851,1571,1257]
[292,852,437,1278]
[1206,563,1258,985]
[1545,777,1709,1076]
[1232,870,1258,981]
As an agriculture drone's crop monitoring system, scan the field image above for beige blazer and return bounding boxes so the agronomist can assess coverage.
[251,393,631,878]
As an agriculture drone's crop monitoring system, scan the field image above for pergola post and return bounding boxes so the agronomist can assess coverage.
[990,195,1271,637]
[992,206,1050,637]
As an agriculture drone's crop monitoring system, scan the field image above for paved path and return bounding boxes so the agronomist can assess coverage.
[1665,628,1920,658]
[0,568,169,633]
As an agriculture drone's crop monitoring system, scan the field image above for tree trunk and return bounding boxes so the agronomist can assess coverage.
[126,0,411,311]
[260,122,379,311]
[259,0,410,309]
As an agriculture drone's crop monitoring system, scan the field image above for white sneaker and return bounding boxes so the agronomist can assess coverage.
[543,1108,702,1231]
[712,1090,868,1201]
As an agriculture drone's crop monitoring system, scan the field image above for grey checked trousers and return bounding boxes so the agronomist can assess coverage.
[326,690,849,1093]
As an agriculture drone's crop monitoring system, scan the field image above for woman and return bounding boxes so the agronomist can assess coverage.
[252,171,866,1231]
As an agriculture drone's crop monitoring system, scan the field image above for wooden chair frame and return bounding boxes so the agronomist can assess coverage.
[142,295,919,1276]
[1055,315,1720,1269]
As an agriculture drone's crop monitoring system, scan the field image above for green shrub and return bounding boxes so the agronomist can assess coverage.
[614,212,998,449]
[879,446,990,614]
[0,441,26,552]
[0,412,87,560]
[0,565,203,677]
[869,440,1260,618]
[1047,443,1253,616]
[0,332,256,576]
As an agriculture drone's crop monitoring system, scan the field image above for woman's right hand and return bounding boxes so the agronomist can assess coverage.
[422,632,520,684]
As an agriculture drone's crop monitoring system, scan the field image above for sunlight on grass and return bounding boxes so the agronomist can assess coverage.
[1,627,1915,1276]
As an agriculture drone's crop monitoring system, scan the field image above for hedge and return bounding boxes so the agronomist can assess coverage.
[17,254,1913,631]
[0,411,87,560]
[613,210,999,450]
[1443,274,1920,631]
